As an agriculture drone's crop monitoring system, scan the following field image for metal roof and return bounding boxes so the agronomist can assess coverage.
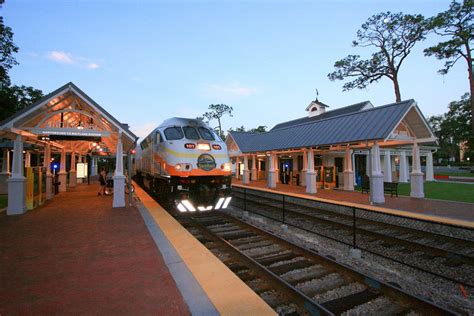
[271,101,372,130]
[229,99,416,153]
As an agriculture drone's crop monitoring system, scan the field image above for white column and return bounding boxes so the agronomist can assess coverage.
[58,148,67,192]
[251,155,257,181]
[306,149,317,194]
[25,151,31,168]
[410,142,424,198]
[366,153,370,176]
[1,148,10,174]
[343,146,354,191]
[292,154,299,185]
[242,155,250,184]
[7,135,27,215]
[426,151,434,182]
[113,132,126,208]
[301,150,307,186]
[370,142,385,204]
[91,157,97,176]
[399,151,408,182]
[235,157,240,180]
[69,152,77,188]
[267,153,276,188]
[274,155,279,183]
[44,143,53,200]
[383,150,392,182]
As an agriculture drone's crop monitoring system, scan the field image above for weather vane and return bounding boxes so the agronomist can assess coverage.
[315,88,319,101]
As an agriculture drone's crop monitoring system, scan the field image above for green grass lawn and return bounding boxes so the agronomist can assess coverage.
[0,195,7,209]
[397,182,474,203]
[435,172,474,177]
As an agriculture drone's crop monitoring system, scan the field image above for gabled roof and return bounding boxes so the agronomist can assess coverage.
[272,101,372,130]
[0,82,137,141]
[228,99,432,153]
[305,99,330,111]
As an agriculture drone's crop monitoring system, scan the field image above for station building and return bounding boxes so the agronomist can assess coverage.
[226,98,437,204]
[0,82,138,215]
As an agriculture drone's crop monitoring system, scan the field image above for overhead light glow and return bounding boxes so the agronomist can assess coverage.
[197,206,213,212]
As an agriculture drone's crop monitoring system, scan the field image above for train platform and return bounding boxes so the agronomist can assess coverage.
[0,182,274,315]
[233,180,474,228]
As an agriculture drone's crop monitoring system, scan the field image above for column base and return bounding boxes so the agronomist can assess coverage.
[251,168,257,181]
[7,177,27,215]
[243,170,250,184]
[267,171,276,188]
[306,172,317,194]
[371,174,385,204]
[410,172,424,198]
[69,171,77,188]
[113,175,126,208]
[343,171,354,191]
[300,170,307,187]
[58,172,67,192]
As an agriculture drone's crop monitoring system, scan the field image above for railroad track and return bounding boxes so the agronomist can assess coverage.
[178,212,456,316]
[231,187,474,288]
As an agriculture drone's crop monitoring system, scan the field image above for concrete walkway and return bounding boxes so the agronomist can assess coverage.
[0,183,190,315]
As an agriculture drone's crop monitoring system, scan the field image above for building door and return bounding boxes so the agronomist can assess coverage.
[279,159,292,184]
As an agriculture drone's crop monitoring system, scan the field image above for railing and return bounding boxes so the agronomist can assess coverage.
[231,186,474,288]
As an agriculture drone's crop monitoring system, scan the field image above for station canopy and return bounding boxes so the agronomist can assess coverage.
[0,82,137,154]
[226,99,437,155]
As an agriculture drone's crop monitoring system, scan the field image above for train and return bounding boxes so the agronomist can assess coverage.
[134,117,232,213]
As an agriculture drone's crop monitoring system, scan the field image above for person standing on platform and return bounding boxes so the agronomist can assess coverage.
[98,168,107,195]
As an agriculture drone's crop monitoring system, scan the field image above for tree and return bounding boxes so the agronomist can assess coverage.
[0,16,19,87]
[428,93,472,162]
[424,0,473,132]
[0,85,44,121]
[328,12,427,102]
[248,125,267,133]
[202,104,233,140]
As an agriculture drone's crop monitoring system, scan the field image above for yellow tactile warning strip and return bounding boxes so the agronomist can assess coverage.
[134,183,276,316]
[233,184,474,229]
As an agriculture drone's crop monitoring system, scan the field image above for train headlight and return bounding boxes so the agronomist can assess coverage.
[197,143,211,151]
[215,197,225,210]
[221,162,232,172]
[176,164,182,170]
[182,200,196,212]
[177,203,187,213]
[222,197,232,209]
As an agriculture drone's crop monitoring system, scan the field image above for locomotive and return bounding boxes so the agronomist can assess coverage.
[134,117,232,213]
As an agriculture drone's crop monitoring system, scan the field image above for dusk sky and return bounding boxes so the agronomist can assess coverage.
[2,0,468,139]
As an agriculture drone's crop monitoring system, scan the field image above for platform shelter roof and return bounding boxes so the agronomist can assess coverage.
[226,99,436,156]
[0,82,138,154]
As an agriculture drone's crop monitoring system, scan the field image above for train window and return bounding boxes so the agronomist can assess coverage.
[198,127,215,141]
[183,127,200,140]
[156,131,164,143]
[164,127,184,140]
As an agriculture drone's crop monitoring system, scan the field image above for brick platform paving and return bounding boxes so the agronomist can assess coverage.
[0,183,190,315]
[234,180,474,223]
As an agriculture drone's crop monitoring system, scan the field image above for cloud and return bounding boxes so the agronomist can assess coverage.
[48,51,74,64]
[46,50,100,70]
[87,63,100,70]
[201,81,258,99]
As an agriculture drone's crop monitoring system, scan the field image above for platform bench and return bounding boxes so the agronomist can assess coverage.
[383,182,398,197]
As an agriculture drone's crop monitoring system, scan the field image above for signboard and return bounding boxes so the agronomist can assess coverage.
[76,163,88,178]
